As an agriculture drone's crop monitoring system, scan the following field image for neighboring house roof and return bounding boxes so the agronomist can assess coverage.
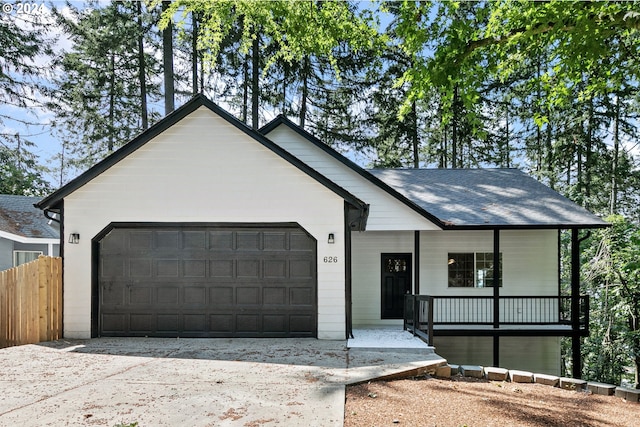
[261,115,607,230]
[0,194,59,240]
[369,168,609,229]
[35,95,369,229]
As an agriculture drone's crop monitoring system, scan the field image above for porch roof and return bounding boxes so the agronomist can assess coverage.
[368,168,608,229]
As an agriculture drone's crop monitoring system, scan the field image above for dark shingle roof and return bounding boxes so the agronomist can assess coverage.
[368,168,608,228]
[0,195,59,239]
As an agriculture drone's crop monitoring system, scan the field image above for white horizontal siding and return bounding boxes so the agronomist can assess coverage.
[62,107,347,339]
[265,125,440,231]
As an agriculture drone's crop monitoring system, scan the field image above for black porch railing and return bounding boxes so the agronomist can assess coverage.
[403,295,590,345]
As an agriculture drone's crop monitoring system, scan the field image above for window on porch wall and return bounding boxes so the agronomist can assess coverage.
[447,252,502,288]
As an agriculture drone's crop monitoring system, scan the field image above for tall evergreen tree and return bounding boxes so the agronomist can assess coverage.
[0,7,52,194]
[49,1,161,169]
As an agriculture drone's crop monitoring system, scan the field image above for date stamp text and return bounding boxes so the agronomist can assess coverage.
[2,3,46,15]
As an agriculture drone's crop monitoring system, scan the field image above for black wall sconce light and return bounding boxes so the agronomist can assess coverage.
[68,233,80,244]
[328,233,335,244]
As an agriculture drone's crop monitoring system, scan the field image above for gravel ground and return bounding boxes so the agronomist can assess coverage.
[345,376,640,427]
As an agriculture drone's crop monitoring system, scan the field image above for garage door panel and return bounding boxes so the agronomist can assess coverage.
[264,260,287,278]
[155,230,179,248]
[129,231,152,249]
[129,287,152,305]
[290,315,314,332]
[157,314,178,332]
[237,259,260,278]
[157,287,179,304]
[290,288,313,305]
[209,231,233,250]
[237,231,261,250]
[99,225,317,338]
[210,260,234,277]
[183,231,206,249]
[130,259,152,277]
[236,287,260,304]
[210,314,233,333]
[290,232,314,251]
[263,287,286,305]
[102,257,125,277]
[210,286,233,304]
[184,259,206,277]
[290,259,313,278]
[156,259,179,277]
[184,286,207,305]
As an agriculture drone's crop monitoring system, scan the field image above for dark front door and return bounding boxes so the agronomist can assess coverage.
[381,253,412,319]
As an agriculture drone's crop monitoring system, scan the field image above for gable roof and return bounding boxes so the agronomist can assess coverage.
[260,115,447,229]
[35,95,368,228]
[369,168,609,229]
[261,116,607,230]
[0,194,59,240]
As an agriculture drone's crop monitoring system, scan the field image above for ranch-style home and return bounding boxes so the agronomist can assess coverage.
[36,94,607,376]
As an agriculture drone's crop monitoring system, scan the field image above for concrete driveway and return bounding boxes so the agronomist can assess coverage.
[0,338,445,426]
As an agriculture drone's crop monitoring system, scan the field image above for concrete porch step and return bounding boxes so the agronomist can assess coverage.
[348,327,434,353]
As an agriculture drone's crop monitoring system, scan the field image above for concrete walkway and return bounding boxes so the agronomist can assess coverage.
[0,337,445,427]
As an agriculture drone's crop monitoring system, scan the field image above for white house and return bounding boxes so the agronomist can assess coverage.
[36,95,607,376]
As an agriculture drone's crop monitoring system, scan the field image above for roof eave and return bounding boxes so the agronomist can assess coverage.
[440,222,611,231]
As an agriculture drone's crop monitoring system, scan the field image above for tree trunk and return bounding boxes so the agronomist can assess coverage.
[411,99,419,168]
[108,52,115,152]
[192,12,198,95]
[242,52,249,124]
[300,56,309,128]
[452,85,459,168]
[610,95,620,215]
[504,104,510,167]
[546,120,555,189]
[162,0,175,114]
[251,31,259,129]
[136,1,148,130]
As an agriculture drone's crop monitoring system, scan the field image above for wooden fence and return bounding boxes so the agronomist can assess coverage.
[0,256,62,348]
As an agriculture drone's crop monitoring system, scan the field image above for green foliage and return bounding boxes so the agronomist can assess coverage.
[158,0,384,78]
[582,215,640,387]
[0,139,51,196]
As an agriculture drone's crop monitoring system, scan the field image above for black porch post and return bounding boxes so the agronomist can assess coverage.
[344,203,354,339]
[493,228,500,367]
[571,228,582,379]
[414,231,420,295]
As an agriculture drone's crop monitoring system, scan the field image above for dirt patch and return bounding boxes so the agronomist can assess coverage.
[345,376,640,427]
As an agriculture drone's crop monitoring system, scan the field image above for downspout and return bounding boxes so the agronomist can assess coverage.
[344,203,370,340]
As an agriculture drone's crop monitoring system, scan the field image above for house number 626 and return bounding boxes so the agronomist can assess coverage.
[323,256,338,263]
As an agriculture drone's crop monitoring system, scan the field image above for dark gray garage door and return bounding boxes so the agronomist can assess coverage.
[98,224,317,338]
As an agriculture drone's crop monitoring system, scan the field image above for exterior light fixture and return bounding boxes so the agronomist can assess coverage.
[328,233,335,244]
[68,233,80,244]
